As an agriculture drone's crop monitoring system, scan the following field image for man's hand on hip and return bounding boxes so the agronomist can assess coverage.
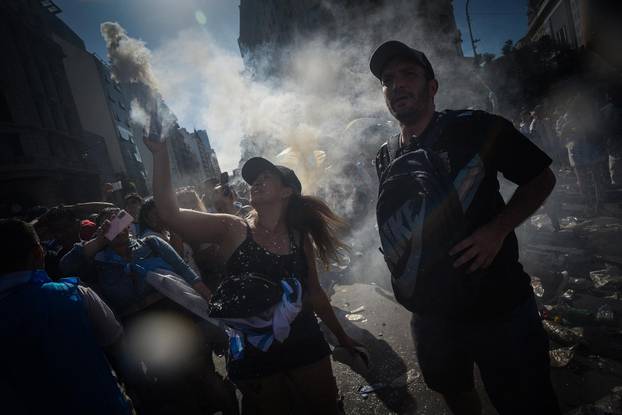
[449,221,509,273]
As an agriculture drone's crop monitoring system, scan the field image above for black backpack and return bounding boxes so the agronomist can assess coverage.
[376,111,485,316]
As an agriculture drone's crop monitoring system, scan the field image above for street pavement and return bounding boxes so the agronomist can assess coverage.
[322,282,498,415]
[213,280,499,414]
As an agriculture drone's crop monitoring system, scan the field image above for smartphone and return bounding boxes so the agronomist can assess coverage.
[104,210,134,241]
[220,172,230,196]
[110,181,123,192]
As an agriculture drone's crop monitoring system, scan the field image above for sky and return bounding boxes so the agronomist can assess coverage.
[453,0,528,56]
[54,0,528,60]
[52,0,529,170]
[53,0,240,61]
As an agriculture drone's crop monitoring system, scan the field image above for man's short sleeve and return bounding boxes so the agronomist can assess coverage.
[78,285,123,348]
[485,114,552,185]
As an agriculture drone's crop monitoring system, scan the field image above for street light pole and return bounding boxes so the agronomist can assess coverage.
[466,0,480,64]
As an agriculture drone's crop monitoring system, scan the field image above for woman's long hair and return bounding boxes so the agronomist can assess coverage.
[285,194,349,269]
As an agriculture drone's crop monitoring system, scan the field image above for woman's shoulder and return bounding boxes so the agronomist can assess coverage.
[216,215,250,259]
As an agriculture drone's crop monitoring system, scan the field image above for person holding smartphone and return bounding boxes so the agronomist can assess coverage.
[145,136,359,414]
[60,207,241,414]
[60,207,212,316]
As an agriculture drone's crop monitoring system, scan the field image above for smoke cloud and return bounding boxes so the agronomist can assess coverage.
[100,3,490,284]
[148,27,389,174]
[100,22,159,90]
[129,99,149,129]
[101,22,179,142]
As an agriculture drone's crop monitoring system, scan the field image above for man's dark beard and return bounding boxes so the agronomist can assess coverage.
[390,87,429,125]
[393,107,424,124]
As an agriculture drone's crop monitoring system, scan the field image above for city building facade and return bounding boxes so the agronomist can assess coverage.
[519,1,622,75]
[237,0,467,164]
[51,19,148,196]
[0,0,105,215]
[238,0,463,71]
[523,0,588,49]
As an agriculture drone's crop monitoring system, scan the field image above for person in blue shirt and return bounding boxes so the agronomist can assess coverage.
[60,208,239,414]
[0,218,134,415]
[60,207,212,317]
[138,197,171,241]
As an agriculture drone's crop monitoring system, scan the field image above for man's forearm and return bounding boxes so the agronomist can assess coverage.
[67,202,115,215]
[493,168,556,235]
[83,237,107,259]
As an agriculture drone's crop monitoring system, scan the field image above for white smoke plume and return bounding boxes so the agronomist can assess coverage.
[148,28,390,174]
[101,22,177,142]
[100,3,489,284]
[100,22,159,89]
[129,98,149,129]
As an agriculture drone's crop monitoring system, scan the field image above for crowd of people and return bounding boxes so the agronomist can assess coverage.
[6,38,622,415]
[1,182,252,414]
[2,127,363,414]
[514,87,622,220]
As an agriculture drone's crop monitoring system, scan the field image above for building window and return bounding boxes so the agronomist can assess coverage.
[117,125,133,142]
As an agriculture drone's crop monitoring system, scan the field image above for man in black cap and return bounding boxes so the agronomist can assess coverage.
[370,40,560,414]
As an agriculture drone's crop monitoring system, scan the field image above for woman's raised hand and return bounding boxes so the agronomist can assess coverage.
[143,135,167,155]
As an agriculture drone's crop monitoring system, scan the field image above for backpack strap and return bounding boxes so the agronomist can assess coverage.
[376,111,463,180]
[419,112,448,149]
[386,133,401,164]
[376,134,400,180]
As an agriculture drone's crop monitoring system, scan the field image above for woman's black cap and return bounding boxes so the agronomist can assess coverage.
[242,157,302,194]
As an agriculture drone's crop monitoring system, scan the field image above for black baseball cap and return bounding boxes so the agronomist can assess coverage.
[369,40,435,81]
[242,157,302,194]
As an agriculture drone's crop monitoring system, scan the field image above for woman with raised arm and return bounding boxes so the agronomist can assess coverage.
[145,137,359,414]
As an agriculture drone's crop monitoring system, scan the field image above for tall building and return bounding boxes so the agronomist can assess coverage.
[0,0,105,215]
[125,83,222,192]
[238,0,463,74]
[50,14,148,195]
[237,0,468,163]
[194,129,221,180]
[521,0,587,48]
[518,0,622,71]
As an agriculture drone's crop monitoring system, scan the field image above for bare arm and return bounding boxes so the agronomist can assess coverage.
[146,235,213,301]
[451,167,556,272]
[145,137,242,246]
[66,202,116,216]
[82,219,112,259]
[303,237,358,348]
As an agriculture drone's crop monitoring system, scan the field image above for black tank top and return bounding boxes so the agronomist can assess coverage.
[224,222,330,380]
